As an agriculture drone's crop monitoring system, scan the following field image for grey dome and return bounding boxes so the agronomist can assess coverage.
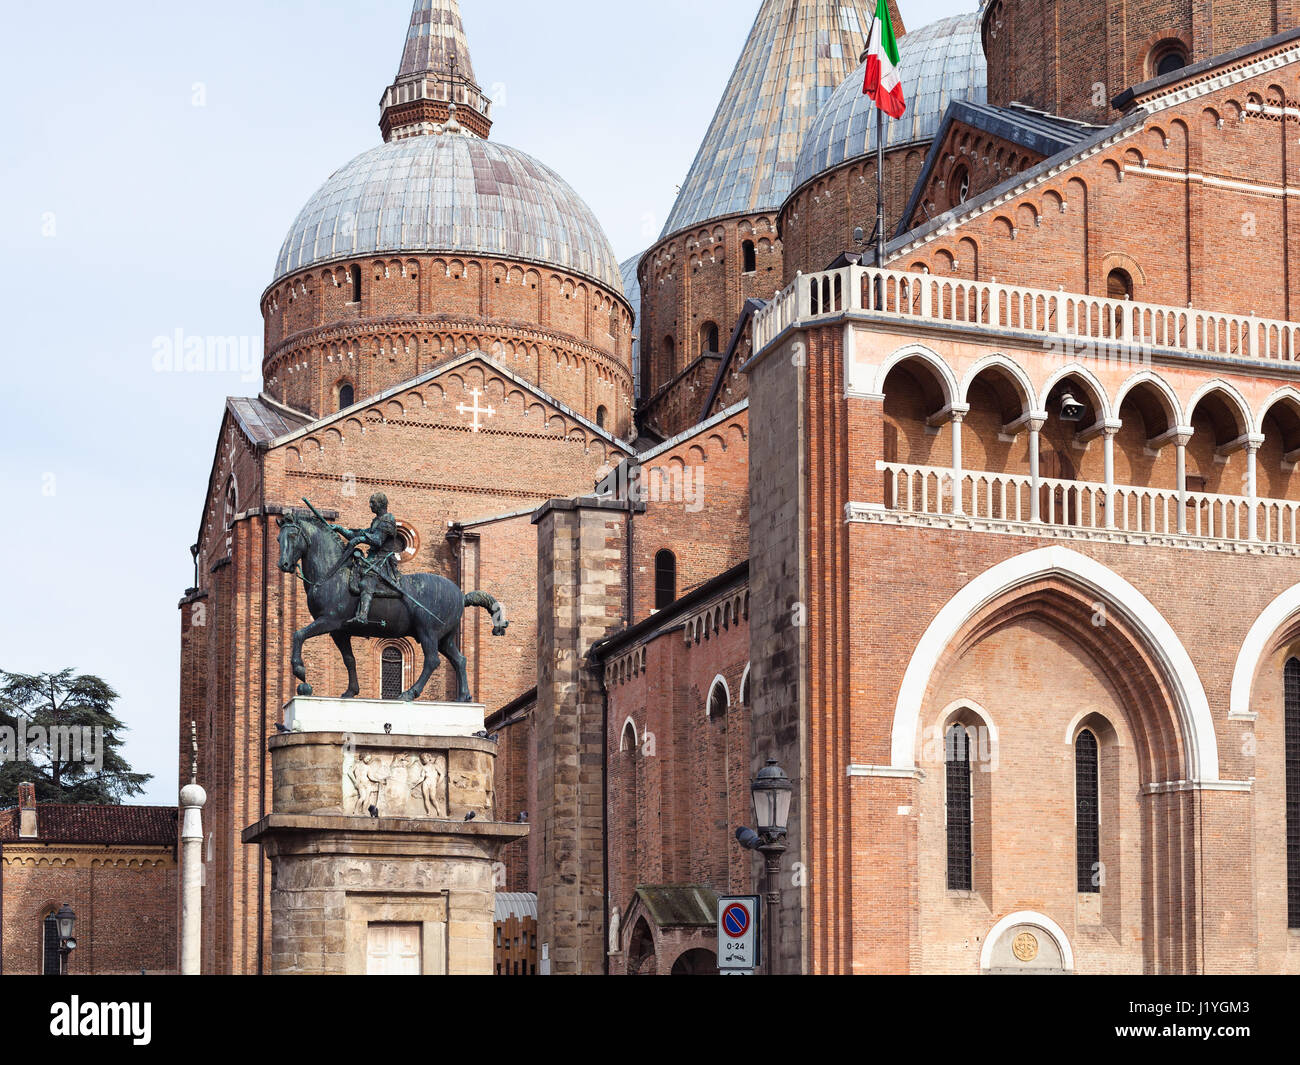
[790,13,987,196]
[658,0,880,240]
[273,134,624,293]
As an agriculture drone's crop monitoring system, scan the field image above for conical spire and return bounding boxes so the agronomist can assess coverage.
[659,0,900,239]
[380,0,492,142]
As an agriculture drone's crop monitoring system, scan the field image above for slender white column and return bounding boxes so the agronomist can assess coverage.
[951,410,965,516]
[1102,421,1121,529]
[1246,435,1264,540]
[1028,414,1046,523]
[1176,434,1190,535]
[180,783,207,975]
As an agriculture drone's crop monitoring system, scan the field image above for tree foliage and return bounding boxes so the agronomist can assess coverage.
[0,669,151,806]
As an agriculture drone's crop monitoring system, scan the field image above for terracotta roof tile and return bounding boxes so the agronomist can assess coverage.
[0,803,177,846]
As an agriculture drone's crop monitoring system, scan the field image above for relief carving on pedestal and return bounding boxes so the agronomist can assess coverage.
[344,749,448,819]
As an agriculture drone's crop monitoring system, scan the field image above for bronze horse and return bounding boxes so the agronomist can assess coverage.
[276,513,507,702]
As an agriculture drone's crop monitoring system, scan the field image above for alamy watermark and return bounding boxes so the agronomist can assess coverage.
[0,725,104,773]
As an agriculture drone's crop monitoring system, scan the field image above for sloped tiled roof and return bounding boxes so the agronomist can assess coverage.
[897,100,1102,234]
[790,13,987,195]
[659,0,881,239]
[227,395,311,444]
[631,885,719,928]
[0,803,178,846]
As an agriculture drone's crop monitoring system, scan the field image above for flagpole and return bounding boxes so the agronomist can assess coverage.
[876,106,885,272]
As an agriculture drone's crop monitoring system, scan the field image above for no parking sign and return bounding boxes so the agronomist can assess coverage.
[717,895,761,972]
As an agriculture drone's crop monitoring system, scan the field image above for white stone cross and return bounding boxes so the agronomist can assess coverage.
[456,388,496,432]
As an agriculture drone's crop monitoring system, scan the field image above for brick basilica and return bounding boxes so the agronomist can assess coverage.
[180,0,1300,974]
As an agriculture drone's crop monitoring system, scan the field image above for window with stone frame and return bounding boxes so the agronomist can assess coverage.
[945,724,973,891]
[42,912,61,976]
[1076,729,1101,893]
[381,646,404,700]
[654,550,677,611]
[1286,657,1300,927]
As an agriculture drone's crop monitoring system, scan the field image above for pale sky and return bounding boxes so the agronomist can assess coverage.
[0,0,975,803]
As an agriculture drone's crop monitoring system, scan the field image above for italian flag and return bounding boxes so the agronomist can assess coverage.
[863,0,905,119]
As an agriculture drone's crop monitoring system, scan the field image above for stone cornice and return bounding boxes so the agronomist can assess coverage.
[266,316,632,385]
[845,504,1300,557]
[1,843,176,869]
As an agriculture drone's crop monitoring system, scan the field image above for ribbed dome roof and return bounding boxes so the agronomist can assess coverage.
[273,134,624,293]
[790,13,987,195]
[658,0,881,240]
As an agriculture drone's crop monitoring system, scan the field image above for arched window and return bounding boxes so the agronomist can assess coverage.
[349,264,362,304]
[596,405,608,430]
[1107,268,1133,301]
[381,646,404,700]
[338,381,355,410]
[42,912,61,976]
[1286,658,1300,927]
[1151,40,1189,77]
[654,550,676,611]
[949,164,971,208]
[707,678,729,720]
[700,321,720,354]
[739,664,750,706]
[742,240,757,273]
[945,725,973,891]
[1076,729,1100,893]
[663,335,675,366]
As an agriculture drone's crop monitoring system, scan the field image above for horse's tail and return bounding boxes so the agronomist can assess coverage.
[465,591,508,636]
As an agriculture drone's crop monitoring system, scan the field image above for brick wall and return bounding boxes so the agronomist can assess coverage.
[262,253,634,438]
[1,847,178,975]
[981,0,1294,124]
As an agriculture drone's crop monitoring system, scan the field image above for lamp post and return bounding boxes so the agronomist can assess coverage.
[749,759,792,975]
[54,903,77,976]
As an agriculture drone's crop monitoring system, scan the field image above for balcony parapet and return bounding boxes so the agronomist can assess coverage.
[753,266,1300,368]
[861,461,1300,551]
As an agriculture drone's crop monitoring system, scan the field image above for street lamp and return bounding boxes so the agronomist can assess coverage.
[748,759,792,975]
[54,903,76,975]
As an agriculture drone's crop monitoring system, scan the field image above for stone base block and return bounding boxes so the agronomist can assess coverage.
[284,696,484,737]
[244,729,526,975]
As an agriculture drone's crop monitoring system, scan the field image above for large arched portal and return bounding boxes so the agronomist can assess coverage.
[896,547,1216,974]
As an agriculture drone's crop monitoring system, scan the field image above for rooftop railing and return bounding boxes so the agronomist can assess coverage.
[753,266,1300,365]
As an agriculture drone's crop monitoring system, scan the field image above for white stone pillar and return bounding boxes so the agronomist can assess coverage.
[180,783,207,976]
[1028,414,1046,523]
[1246,434,1264,540]
[951,409,966,516]
[1102,420,1121,529]
[1175,431,1191,535]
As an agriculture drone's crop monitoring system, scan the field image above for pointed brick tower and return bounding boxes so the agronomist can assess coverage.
[380,0,493,141]
[636,0,902,433]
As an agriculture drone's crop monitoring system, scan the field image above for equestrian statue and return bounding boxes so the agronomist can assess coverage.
[276,493,508,703]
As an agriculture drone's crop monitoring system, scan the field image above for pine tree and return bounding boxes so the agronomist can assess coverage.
[0,669,151,806]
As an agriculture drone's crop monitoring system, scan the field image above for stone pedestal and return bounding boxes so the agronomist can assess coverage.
[243,699,527,975]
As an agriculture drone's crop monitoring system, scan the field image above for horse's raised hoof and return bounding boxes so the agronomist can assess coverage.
[297,682,313,696]
[492,624,508,636]
[399,690,418,703]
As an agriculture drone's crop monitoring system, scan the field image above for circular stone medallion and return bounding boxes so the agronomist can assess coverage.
[1012,931,1039,962]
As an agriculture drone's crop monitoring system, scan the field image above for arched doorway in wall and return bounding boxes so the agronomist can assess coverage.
[898,548,1217,974]
[670,948,719,974]
[626,917,657,975]
[981,912,1074,974]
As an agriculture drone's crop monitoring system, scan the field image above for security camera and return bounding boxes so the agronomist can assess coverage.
[1060,392,1086,422]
